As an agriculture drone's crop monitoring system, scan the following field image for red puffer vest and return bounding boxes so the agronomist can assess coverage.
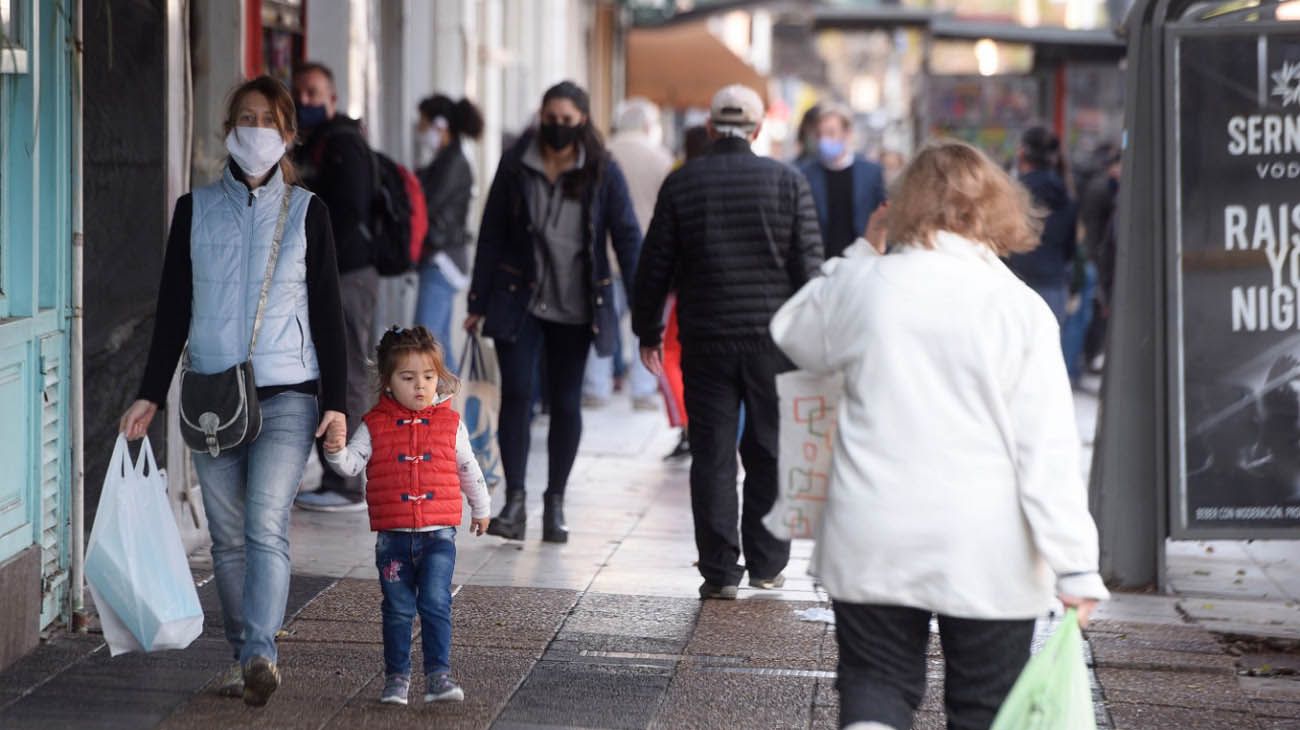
[362,395,462,531]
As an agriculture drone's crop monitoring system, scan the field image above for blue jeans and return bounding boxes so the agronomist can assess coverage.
[1033,282,1070,327]
[416,263,459,373]
[1060,263,1096,382]
[376,529,456,677]
[193,391,318,664]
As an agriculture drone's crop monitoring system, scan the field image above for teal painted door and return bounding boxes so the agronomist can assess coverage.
[0,0,74,628]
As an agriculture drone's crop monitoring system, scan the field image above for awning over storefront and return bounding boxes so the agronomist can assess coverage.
[627,20,769,110]
[930,17,1125,62]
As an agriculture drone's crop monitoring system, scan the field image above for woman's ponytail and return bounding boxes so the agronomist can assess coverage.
[452,98,484,141]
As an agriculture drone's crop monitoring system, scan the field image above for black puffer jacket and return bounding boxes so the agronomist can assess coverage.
[633,137,824,351]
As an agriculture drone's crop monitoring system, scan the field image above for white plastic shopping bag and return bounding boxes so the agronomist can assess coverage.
[763,370,844,540]
[86,435,203,655]
[454,333,503,491]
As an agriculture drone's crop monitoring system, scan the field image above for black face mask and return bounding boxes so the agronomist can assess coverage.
[540,121,581,151]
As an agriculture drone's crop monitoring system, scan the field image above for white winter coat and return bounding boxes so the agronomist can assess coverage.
[770,231,1109,619]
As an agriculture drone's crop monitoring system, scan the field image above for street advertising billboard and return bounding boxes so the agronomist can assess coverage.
[1171,27,1300,537]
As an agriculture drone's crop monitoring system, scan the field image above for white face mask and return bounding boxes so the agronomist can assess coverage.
[225,126,287,178]
[420,128,443,156]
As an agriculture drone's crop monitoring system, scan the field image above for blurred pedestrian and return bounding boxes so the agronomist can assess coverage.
[798,103,887,259]
[413,94,484,373]
[1080,145,1122,373]
[322,326,489,707]
[120,76,348,706]
[660,124,713,462]
[880,148,906,187]
[634,85,824,599]
[465,81,642,543]
[291,61,378,512]
[1005,126,1078,326]
[793,104,821,166]
[583,97,673,411]
[771,139,1108,730]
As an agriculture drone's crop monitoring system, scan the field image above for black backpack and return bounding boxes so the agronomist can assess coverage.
[369,152,423,276]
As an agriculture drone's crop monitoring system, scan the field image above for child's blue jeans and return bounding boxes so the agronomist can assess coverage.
[375,528,456,677]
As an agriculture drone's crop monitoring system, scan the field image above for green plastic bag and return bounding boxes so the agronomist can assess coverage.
[990,609,1097,730]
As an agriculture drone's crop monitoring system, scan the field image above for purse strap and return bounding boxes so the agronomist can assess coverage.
[247,189,294,360]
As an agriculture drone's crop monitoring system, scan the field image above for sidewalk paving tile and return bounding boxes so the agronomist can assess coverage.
[452,585,578,652]
[1085,620,1227,654]
[683,600,827,670]
[1095,667,1253,713]
[1091,592,1184,625]
[497,661,671,730]
[649,666,815,730]
[325,646,536,730]
[278,618,385,644]
[294,576,383,622]
[158,642,382,730]
[1178,597,1300,640]
[1106,702,1262,729]
[1087,636,1238,674]
[559,593,699,641]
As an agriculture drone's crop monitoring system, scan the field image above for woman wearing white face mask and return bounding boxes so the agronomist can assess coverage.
[118,76,347,707]
[413,94,484,373]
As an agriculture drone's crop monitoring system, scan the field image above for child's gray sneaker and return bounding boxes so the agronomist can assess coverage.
[424,673,464,702]
[380,674,410,705]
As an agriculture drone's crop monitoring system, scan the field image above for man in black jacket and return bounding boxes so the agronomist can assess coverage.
[633,85,824,599]
[291,62,377,512]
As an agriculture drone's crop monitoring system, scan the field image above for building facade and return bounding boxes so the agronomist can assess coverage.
[0,0,77,669]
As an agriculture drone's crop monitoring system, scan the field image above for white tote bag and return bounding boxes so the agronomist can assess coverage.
[763,370,844,541]
[86,435,204,655]
[454,333,503,491]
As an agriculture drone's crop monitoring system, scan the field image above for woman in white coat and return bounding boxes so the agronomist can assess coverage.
[771,139,1108,730]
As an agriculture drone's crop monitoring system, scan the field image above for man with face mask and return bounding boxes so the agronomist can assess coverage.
[797,103,887,259]
[291,61,378,512]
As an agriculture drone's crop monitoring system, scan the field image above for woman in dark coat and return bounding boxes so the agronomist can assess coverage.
[464,81,642,544]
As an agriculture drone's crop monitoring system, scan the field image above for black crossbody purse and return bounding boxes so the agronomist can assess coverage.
[179,191,292,458]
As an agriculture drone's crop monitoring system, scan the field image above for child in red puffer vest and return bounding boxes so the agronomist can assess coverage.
[323,326,490,707]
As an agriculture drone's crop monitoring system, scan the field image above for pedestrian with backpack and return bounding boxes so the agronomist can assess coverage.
[415,94,485,373]
[291,61,378,513]
[465,81,642,543]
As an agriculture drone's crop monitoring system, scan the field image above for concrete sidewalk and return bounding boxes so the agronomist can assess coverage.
[1,384,1297,728]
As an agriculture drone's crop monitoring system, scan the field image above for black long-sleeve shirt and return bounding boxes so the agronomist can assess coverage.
[137,192,349,413]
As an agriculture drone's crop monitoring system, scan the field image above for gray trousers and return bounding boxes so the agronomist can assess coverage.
[317,265,378,497]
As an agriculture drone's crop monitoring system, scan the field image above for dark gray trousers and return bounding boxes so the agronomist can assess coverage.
[832,602,1034,730]
[316,265,378,497]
